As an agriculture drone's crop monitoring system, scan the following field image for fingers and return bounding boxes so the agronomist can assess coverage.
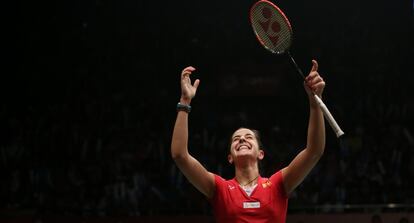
[305,60,325,94]
[311,60,318,72]
[181,66,196,78]
[306,60,319,82]
[306,60,321,85]
[305,75,325,94]
[306,73,323,85]
[180,66,200,94]
[193,79,200,89]
[312,81,325,91]
[306,75,324,87]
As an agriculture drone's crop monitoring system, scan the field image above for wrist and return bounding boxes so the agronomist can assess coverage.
[308,94,322,109]
[177,102,192,113]
[180,97,192,105]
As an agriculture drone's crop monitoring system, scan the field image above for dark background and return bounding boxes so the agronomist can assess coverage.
[2,0,414,218]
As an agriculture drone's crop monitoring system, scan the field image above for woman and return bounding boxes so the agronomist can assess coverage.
[171,60,326,223]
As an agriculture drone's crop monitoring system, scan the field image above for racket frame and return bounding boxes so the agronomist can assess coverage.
[250,0,345,137]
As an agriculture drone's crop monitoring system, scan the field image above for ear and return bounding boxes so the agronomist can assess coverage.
[227,154,233,164]
[258,149,265,160]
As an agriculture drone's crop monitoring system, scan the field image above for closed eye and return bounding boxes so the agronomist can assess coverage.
[245,134,254,140]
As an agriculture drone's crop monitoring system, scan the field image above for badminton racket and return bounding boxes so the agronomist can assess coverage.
[250,0,344,137]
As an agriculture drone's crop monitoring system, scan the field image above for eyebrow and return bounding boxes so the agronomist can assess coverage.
[232,133,254,139]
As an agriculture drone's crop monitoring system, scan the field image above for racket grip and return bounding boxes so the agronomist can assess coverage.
[313,95,344,137]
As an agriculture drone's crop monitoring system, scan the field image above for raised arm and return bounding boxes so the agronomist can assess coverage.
[171,66,215,198]
[282,60,326,195]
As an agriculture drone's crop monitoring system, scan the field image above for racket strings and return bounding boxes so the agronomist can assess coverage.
[250,1,292,54]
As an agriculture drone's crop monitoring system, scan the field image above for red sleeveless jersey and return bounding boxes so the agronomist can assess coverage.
[210,171,288,223]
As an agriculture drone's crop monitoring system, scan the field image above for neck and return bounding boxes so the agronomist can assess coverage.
[235,164,260,187]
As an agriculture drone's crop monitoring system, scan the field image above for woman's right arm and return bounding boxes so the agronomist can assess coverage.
[171,66,215,199]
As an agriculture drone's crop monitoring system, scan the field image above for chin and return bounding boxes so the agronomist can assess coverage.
[236,153,256,160]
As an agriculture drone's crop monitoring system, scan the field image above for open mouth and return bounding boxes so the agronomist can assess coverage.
[236,144,251,151]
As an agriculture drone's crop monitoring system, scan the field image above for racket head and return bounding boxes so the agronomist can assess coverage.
[250,0,293,54]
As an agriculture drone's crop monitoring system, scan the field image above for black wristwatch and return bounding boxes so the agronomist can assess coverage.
[176,102,192,113]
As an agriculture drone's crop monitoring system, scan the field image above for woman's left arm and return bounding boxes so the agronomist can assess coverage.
[282,59,326,195]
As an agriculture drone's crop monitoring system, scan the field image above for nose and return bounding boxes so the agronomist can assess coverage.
[238,136,246,142]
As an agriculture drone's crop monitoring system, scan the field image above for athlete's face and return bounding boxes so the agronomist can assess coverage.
[228,128,264,164]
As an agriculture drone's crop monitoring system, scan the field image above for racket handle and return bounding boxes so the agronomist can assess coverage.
[313,95,344,137]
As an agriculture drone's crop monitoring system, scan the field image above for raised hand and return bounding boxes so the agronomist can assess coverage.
[304,60,325,98]
[180,66,200,104]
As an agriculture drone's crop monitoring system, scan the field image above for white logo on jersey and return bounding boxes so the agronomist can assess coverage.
[243,202,261,209]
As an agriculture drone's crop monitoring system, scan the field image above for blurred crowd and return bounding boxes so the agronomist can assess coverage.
[1,61,413,217]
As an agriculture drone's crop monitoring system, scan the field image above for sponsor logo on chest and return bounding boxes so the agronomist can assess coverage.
[243,201,261,209]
